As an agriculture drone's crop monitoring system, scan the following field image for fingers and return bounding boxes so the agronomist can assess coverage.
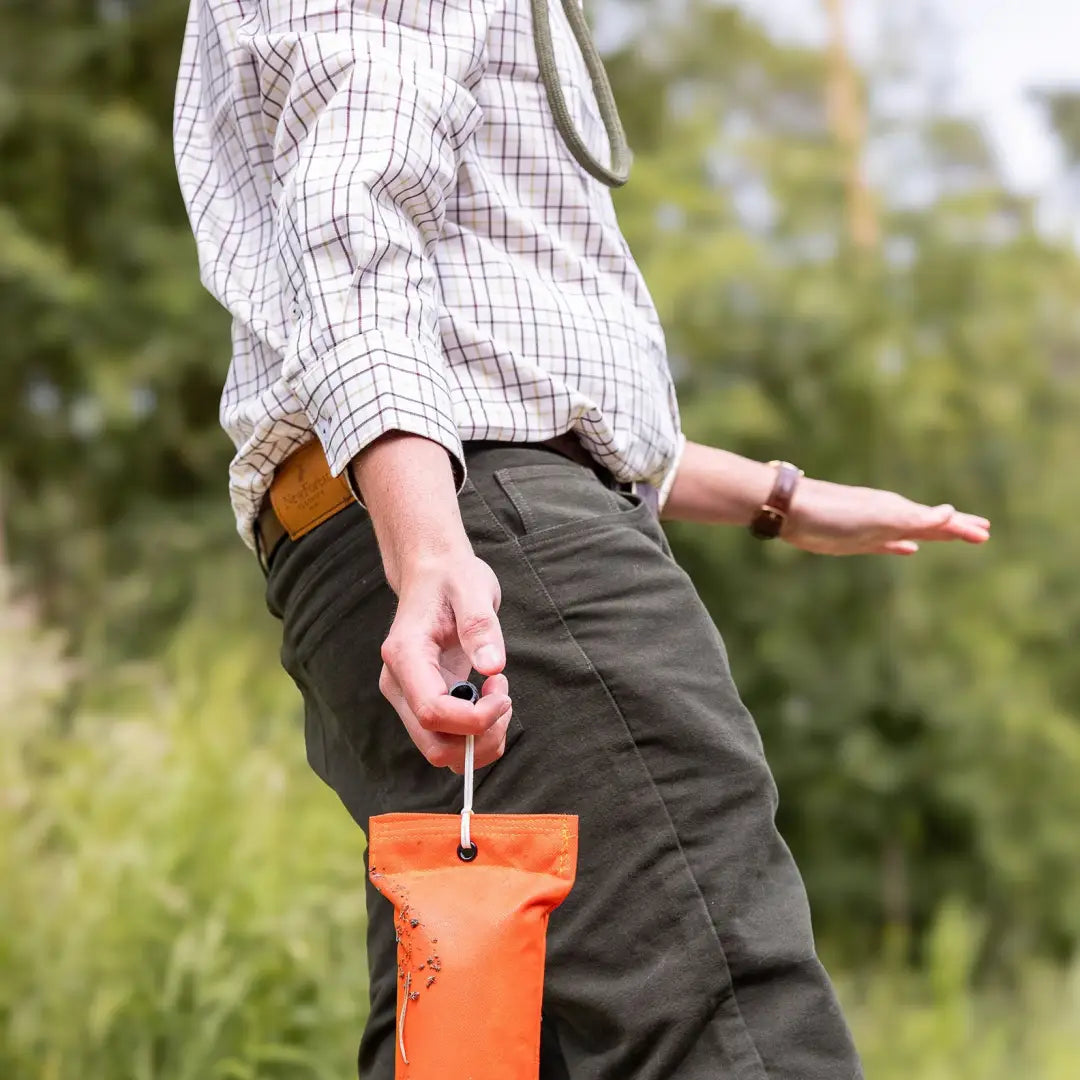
[481,672,509,699]
[446,673,513,771]
[877,501,992,555]
[945,511,991,543]
[907,503,991,544]
[923,503,955,528]
[380,663,512,770]
[878,539,920,556]
[376,551,511,768]
[451,703,511,773]
[385,654,509,736]
[380,631,450,726]
[382,622,507,738]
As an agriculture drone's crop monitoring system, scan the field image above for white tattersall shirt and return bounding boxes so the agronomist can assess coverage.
[175,0,684,546]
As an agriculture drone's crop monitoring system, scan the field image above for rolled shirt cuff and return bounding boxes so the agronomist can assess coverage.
[285,329,467,507]
[656,430,687,513]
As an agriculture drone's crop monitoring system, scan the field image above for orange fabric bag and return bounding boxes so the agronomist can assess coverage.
[368,809,578,1079]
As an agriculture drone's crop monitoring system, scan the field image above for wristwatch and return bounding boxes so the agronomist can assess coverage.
[749,461,803,540]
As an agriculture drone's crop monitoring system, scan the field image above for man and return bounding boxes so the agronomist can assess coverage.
[175,2,989,1077]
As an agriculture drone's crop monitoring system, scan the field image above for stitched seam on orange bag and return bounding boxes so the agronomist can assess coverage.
[374,818,569,835]
[377,822,558,832]
[374,813,568,826]
[375,825,565,841]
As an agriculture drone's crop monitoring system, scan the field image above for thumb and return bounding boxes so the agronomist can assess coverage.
[451,568,506,676]
[919,503,955,529]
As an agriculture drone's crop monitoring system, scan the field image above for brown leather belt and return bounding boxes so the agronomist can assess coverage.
[254,432,626,572]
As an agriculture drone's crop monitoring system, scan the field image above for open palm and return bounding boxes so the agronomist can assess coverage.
[784,478,991,556]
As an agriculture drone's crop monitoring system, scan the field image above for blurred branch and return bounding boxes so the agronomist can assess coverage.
[823,0,879,252]
[0,474,6,590]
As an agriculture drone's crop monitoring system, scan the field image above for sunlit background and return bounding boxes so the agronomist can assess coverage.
[3,1,1080,1076]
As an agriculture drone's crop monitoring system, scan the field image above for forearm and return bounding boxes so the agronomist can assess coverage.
[661,438,991,555]
[348,431,511,769]
[661,441,777,525]
[350,433,471,594]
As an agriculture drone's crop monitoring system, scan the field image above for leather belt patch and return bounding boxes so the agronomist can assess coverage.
[268,439,353,541]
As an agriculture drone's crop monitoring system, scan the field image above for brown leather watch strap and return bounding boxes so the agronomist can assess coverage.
[749,460,803,540]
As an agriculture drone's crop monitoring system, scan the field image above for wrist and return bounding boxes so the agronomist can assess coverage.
[742,460,784,527]
[395,530,473,585]
[350,432,471,593]
[663,442,778,525]
[749,460,804,541]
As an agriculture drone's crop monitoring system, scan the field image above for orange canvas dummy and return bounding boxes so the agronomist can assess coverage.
[368,685,578,1080]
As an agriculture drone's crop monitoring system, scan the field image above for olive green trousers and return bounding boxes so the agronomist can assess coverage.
[264,442,862,1080]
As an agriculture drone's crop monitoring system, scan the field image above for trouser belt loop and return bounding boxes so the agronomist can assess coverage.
[254,507,283,576]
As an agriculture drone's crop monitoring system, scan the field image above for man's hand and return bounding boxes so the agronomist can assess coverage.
[783,477,990,555]
[663,441,990,554]
[352,433,511,772]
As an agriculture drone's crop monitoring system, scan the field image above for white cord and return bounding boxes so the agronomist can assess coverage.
[398,971,411,1065]
[400,706,474,1063]
[461,733,475,850]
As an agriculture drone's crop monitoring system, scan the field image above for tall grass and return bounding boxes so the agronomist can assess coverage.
[1,584,1078,1078]
[0,586,369,1079]
[841,907,1080,1079]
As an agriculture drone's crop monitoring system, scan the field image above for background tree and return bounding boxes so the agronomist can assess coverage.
[1,0,1079,997]
[607,0,1080,965]
[0,0,231,653]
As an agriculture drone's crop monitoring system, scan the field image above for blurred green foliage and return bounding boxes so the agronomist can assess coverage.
[607,2,1080,968]
[2,586,1079,1079]
[0,581,368,1079]
[2,0,1080,1075]
[0,0,231,651]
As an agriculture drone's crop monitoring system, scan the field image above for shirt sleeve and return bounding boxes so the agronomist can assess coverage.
[242,13,485,485]
[656,430,687,513]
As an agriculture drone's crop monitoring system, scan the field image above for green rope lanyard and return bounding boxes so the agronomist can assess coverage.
[530,0,632,188]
